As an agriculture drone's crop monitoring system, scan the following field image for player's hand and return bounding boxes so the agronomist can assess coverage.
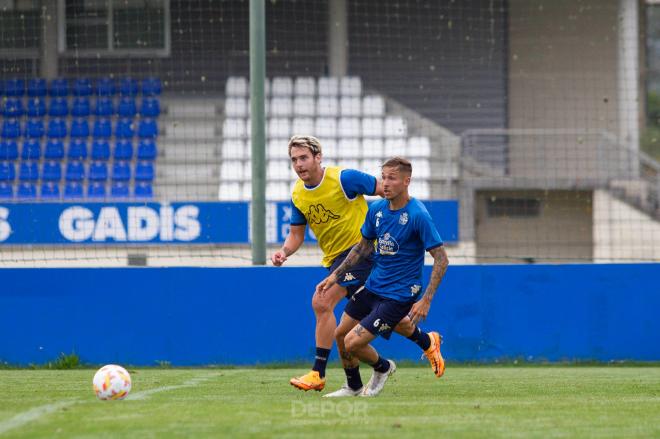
[316,274,337,297]
[271,250,288,266]
[408,297,431,325]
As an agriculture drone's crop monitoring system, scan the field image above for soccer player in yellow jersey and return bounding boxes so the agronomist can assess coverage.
[271,136,444,394]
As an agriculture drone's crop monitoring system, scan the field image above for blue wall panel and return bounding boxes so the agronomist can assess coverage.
[1,264,659,365]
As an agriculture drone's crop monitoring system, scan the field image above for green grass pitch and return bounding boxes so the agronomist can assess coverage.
[1,366,659,438]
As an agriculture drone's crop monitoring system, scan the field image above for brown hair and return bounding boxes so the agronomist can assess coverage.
[288,135,322,157]
[382,156,412,175]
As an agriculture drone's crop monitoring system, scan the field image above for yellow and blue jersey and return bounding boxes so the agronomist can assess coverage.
[291,166,376,267]
[361,197,443,302]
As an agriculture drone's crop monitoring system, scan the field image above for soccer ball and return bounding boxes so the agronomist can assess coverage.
[93,364,132,400]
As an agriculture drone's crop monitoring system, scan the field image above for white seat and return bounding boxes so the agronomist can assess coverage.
[243,160,252,180]
[267,138,290,160]
[294,77,316,96]
[218,182,242,201]
[337,138,361,159]
[361,138,384,159]
[361,117,384,138]
[323,158,338,168]
[293,96,315,117]
[292,117,315,135]
[340,97,361,117]
[221,139,248,159]
[241,182,252,200]
[267,160,291,180]
[225,97,248,117]
[320,138,338,159]
[340,76,362,96]
[338,159,359,170]
[271,76,293,96]
[317,77,339,96]
[268,118,291,138]
[384,116,408,138]
[266,182,291,200]
[269,97,293,117]
[414,159,431,179]
[362,95,385,116]
[384,138,407,156]
[315,118,337,138]
[317,97,339,117]
[338,117,361,138]
[220,160,244,181]
[361,159,382,179]
[408,180,430,199]
[226,77,248,97]
[222,118,247,138]
[407,136,432,158]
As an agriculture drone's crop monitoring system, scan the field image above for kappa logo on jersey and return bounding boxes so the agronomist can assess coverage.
[399,212,409,225]
[344,272,356,282]
[378,232,399,255]
[373,318,391,333]
[306,203,340,224]
[411,284,421,295]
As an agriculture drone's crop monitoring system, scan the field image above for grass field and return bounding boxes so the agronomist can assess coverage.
[1,366,659,438]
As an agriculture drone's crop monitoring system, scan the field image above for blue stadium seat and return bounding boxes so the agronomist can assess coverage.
[65,160,85,181]
[19,161,39,182]
[49,78,69,97]
[89,161,108,181]
[0,182,13,199]
[27,78,47,97]
[73,78,93,96]
[112,161,131,181]
[134,181,153,198]
[44,139,65,160]
[141,77,162,96]
[119,78,139,96]
[72,97,91,117]
[95,78,116,96]
[41,182,60,199]
[5,79,25,97]
[135,161,154,181]
[47,118,67,139]
[2,119,21,139]
[4,97,24,117]
[92,118,112,139]
[110,181,129,198]
[67,139,88,160]
[0,161,15,181]
[138,119,158,138]
[64,181,84,199]
[91,139,111,161]
[140,97,161,117]
[70,118,90,138]
[115,118,135,138]
[27,98,46,117]
[42,160,62,182]
[48,97,69,117]
[17,182,37,200]
[94,97,114,116]
[87,182,106,198]
[24,119,45,138]
[118,97,137,118]
[113,139,133,160]
[137,139,157,160]
[0,140,18,161]
[21,139,41,160]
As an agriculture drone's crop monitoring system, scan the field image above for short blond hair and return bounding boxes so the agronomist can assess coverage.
[382,156,412,175]
[288,135,322,157]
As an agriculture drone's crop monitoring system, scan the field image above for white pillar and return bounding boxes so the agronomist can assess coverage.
[617,0,640,157]
[327,0,348,77]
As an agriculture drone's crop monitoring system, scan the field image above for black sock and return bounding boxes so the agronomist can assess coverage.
[407,326,431,351]
[344,366,363,390]
[312,347,331,378]
[371,356,391,373]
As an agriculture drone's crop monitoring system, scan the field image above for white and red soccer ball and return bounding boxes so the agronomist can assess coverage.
[93,364,132,400]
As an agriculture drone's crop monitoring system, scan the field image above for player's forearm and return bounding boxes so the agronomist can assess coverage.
[332,239,372,279]
[281,229,304,256]
[422,246,449,302]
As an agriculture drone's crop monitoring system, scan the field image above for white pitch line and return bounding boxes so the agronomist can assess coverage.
[0,373,220,435]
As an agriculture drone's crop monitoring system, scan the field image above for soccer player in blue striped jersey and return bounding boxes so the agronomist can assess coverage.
[317,156,449,397]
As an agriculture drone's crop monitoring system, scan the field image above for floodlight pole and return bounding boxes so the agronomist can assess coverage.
[250,0,267,265]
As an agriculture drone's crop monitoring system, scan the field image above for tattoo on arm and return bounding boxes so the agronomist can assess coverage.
[281,245,293,256]
[333,238,373,280]
[423,246,449,302]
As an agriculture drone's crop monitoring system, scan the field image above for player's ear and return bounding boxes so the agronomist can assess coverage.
[404,175,411,185]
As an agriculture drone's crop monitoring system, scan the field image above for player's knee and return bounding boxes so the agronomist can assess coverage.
[344,334,359,353]
[311,293,332,315]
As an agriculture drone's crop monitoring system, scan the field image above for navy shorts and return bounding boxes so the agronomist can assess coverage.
[328,247,373,298]
[344,288,413,340]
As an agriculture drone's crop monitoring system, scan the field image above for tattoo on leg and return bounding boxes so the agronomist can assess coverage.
[340,350,353,362]
[354,325,364,337]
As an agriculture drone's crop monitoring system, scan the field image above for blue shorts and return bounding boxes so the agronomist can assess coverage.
[328,247,373,298]
[344,288,413,340]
